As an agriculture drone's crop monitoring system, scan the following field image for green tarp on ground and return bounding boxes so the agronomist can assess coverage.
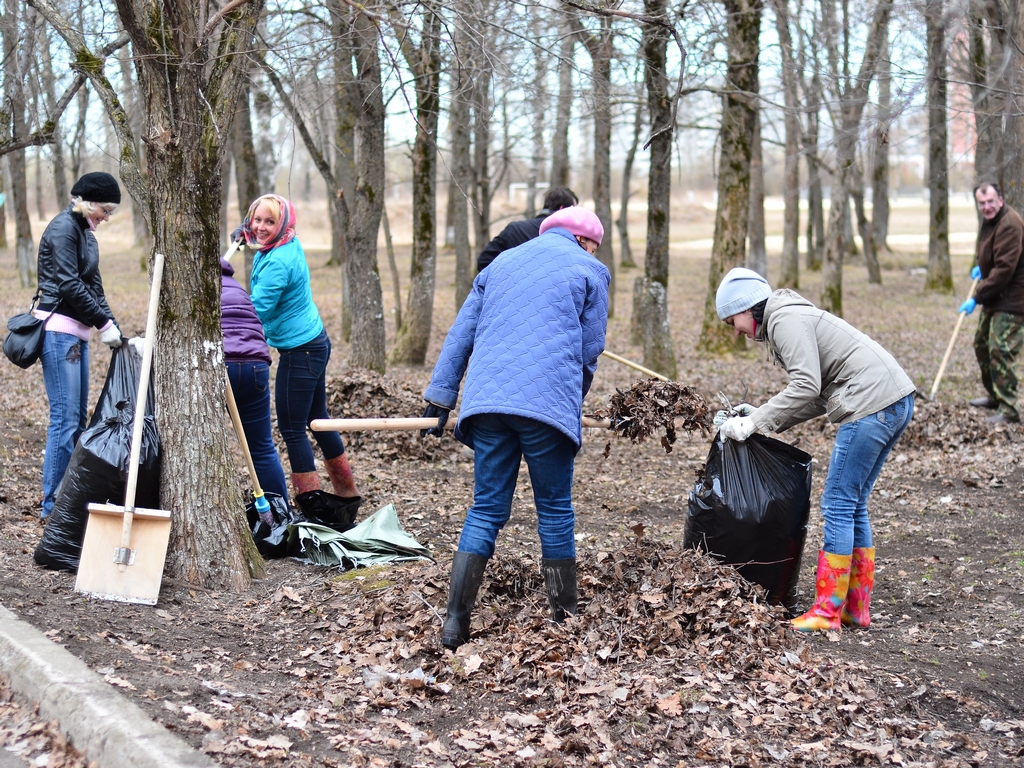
[291,503,433,568]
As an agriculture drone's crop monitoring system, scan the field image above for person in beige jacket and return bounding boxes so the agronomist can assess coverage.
[715,268,916,633]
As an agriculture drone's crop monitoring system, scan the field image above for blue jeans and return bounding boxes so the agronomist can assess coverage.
[228,360,290,504]
[821,393,914,554]
[40,332,89,519]
[275,330,345,474]
[457,413,577,560]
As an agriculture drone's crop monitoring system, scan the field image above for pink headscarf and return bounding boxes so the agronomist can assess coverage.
[241,194,297,251]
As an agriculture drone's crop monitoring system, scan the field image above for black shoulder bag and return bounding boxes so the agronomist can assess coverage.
[4,292,59,369]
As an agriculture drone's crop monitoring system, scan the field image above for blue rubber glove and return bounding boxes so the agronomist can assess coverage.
[971,265,982,281]
[420,403,450,438]
[959,298,977,315]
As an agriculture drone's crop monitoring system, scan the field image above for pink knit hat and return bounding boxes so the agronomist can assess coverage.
[538,206,604,247]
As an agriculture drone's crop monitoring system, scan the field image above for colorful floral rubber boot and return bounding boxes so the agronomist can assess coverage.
[841,547,875,628]
[325,453,360,498]
[791,551,852,632]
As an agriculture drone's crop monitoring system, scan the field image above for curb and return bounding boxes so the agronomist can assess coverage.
[0,604,213,768]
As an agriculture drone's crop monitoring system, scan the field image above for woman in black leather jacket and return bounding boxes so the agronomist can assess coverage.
[35,172,123,521]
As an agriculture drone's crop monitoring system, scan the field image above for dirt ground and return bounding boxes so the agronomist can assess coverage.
[1,200,1023,766]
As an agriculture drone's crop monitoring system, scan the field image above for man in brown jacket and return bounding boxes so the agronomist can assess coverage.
[962,182,1024,424]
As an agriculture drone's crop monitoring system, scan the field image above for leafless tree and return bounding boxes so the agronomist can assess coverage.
[924,0,951,293]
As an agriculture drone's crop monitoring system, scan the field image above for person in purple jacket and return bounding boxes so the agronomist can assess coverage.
[221,257,289,507]
[421,206,610,649]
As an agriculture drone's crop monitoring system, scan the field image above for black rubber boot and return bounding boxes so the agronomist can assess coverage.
[542,558,578,623]
[440,552,488,649]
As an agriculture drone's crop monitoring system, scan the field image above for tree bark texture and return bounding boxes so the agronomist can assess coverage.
[390,2,441,366]
[746,104,766,277]
[773,0,800,288]
[1001,0,1024,212]
[450,27,473,309]
[871,18,891,255]
[968,0,1007,190]
[38,23,69,207]
[925,0,952,293]
[549,6,576,189]
[618,94,643,270]
[3,0,35,288]
[637,0,677,378]
[582,13,616,317]
[698,0,761,355]
[470,21,492,252]
[819,0,891,316]
[850,158,880,283]
[526,7,547,219]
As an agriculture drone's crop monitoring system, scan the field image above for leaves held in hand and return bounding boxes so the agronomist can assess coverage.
[599,378,712,454]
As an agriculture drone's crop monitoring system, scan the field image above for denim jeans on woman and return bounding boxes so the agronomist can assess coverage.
[820,393,914,555]
[40,332,89,519]
[456,413,577,560]
[275,330,345,474]
[227,360,289,504]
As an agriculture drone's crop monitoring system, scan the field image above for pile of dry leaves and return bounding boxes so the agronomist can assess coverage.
[599,378,711,453]
[173,534,983,767]
[324,369,447,461]
[0,678,88,767]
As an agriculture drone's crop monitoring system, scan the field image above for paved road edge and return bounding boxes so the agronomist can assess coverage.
[0,604,213,768]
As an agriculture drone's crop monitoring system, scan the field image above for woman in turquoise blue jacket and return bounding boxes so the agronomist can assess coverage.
[237,194,360,504]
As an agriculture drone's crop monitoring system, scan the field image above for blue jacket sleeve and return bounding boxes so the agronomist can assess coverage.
[580,268,610,397]
[424,276,485,408]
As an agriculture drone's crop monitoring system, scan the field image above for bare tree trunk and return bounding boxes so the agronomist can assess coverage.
[582,12,616,317]
[698,0,761,355]
[37,24,68,206]
[746,104,766,276]
[802,67,825,271]
[115,50,150,251]
[342,11,388,373]
[635,0,677,378]
[774,0,800,288]
[3,0,35,288]
[450,21,473,308]
[0,163,7,248]
[968,1,1007,188]
[851,156,880,283]
[253,82,276,194]
[617,93,643,270]
[381,203,402,330]
[819,0,891,316]
[871,15,891,255]
[526,7,547,219]
[331,4,358,337]
[470,13,492,251]
[549,5,575,188]
[390,1,441,366]
[925,0,952,292]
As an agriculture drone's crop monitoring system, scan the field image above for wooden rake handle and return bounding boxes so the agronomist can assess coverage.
[311,416,611,432]
[601,350,670,382]
[929,277,979,401]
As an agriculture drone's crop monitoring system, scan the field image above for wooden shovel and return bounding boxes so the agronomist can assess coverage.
[75,253,171,605]
[928,277,980,401]
[311,416,611,432]
[600,350,670,382]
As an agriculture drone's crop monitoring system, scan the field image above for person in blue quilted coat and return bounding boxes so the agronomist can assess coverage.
[421,206,610,649]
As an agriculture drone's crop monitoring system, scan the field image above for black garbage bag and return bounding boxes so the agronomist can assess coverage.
[34,345,160,572]
[244,492,300,559]
[685,433,812,612]
[294,490,361,534]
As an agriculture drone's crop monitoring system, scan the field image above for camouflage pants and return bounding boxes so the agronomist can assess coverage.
[974,310,1024,420]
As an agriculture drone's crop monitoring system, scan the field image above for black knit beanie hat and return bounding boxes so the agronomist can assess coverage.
[70,172,121,204]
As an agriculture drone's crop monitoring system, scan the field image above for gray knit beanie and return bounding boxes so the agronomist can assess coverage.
[716,267,772,320]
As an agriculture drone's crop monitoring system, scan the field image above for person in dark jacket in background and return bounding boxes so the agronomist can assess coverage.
[422,206,610,649]
[960,181,1024,425]
[221,257,290,507]
[34,171,123,520]
[476,186,578,272]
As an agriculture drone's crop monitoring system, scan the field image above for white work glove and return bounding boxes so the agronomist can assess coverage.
[712,402,756,427]
[100,324,123,348]
[720,415,756,442]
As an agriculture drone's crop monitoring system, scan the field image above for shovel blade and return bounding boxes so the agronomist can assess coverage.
[74,503,171,605]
